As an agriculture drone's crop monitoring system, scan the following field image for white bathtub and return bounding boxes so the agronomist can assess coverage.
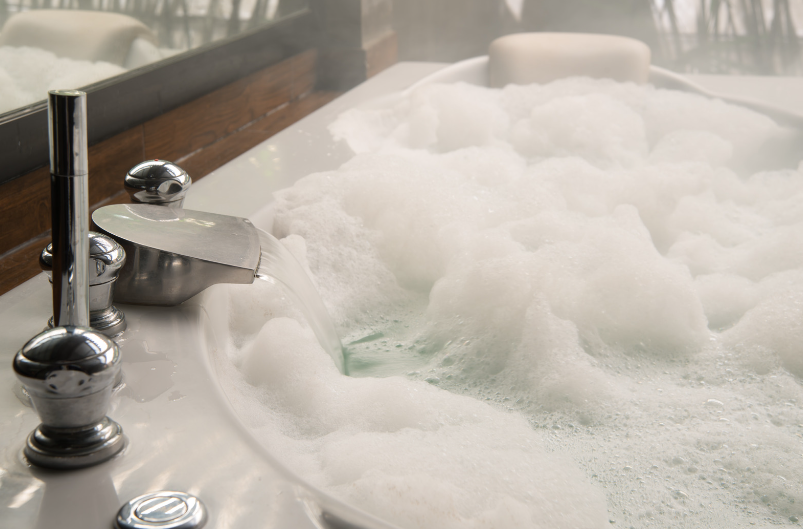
[1,59,802,529]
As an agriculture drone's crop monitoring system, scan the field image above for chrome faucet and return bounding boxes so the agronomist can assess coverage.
[93,160,346,374]
[12,90,126,469]
[95,158,255,306]
[14,326,126,469]
[93,202,261,306]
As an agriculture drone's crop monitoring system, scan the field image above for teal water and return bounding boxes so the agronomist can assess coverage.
[341,298,433,378]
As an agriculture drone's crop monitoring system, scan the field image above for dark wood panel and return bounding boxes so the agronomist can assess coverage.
[143,51,316,162]
[291,49,319,99]
[0,232,51,295]
[287,91,343,125]
[0,9,317,186]
[0,166,50,256]
[88,126,145,208]
[319,30,398,90]
[0,126,145,257]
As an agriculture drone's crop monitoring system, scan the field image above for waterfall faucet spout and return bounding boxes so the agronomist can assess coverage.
[93,204,261,306]
[92,203,346,374]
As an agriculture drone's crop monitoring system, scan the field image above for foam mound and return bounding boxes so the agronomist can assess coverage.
[0,46,126,114]
[216,78,803,528]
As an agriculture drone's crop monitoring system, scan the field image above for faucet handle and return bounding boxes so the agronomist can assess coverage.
[125,159,191,207]
[87,232,127,336]
[13,325,127,469]
[40,232,127,336]
[38,244,53,273]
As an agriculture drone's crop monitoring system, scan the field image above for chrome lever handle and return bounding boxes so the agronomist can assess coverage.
[125,159,191,207]
[13,326,127,469]
[41,232,127,336]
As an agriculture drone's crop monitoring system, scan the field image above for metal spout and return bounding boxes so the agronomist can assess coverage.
[92,204,260,305]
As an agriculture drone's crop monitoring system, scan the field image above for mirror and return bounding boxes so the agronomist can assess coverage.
[0,0,309,115]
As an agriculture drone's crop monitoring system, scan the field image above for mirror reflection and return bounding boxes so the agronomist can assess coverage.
[0,0,308,114]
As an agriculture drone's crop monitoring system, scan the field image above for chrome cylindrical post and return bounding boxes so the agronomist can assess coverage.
[48,90,89,327]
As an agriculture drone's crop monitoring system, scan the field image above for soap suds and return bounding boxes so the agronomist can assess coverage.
[0,46,125,114]
[214,78,803,528]
[0,44,179,115]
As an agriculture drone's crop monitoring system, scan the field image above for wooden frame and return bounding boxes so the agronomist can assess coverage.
[0,7,319,185]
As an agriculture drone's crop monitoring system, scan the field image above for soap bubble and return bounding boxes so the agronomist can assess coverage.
[217,78,803,528]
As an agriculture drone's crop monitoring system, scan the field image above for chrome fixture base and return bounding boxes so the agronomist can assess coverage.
[116,491,207,529]
[89,305,127,336]
[47,305,126,337]
[24,416,126,470]
[14,326,125,470]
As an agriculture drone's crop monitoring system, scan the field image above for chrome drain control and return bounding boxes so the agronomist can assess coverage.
[116,491,207,529]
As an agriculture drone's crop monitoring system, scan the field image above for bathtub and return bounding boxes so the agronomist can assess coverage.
[1,59,802,529]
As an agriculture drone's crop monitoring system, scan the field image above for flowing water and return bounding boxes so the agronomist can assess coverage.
[254,228,345,373]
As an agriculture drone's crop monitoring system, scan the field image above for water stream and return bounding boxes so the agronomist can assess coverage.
[254,228,346,374]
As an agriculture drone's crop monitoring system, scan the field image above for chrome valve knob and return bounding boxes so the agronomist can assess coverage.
[41,232,127,336]
[125,160,191,207]
[13,326,127,469]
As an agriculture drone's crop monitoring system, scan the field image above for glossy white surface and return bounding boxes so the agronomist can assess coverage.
[0,62,445,529]
[184,62,449,223]
[1,59,800,529]
[0,275,325,529]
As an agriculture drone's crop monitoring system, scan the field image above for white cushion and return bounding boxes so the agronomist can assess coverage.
[489,32,651,87]
[0,10,157,66]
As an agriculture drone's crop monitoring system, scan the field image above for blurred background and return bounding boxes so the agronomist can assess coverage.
[0,0,800,74]
[391,0,803,75]
[0,0,309,50]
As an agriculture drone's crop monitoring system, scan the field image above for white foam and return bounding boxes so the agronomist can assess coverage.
[214,78,803,527]
[220,296,609,529]
[0,46,125,114]
[0,44,178,114]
